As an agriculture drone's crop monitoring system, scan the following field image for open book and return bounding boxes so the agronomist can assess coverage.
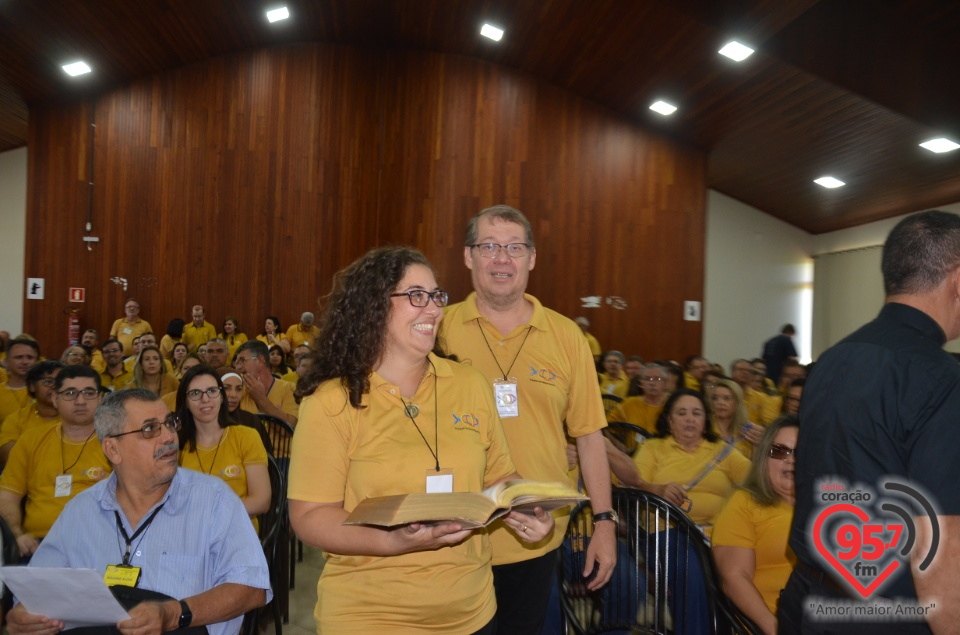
[343,479,589,528]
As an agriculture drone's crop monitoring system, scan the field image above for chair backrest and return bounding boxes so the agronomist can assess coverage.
[601,393,623,413]
[604,421,651,456]
[559,487,732,635]
[257,413,295,461]
[258,454,287,548]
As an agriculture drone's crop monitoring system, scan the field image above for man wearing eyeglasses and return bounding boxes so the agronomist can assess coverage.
[440,205,616,634]
[99,337,134,391]
[5,388,270,635]
[233,340,298,426]
[0,361,65,468]
[0,365,110,559]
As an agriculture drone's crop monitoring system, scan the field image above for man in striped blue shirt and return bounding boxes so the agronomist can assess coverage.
[6,388,271,635]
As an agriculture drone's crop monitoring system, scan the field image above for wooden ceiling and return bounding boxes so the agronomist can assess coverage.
[1,0,958,234]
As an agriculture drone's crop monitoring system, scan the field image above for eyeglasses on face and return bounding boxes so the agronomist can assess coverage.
[769,443,797,461]
[58,388,100,401]
[103,348,122,355]
[234,354,259,367]
[642,376,664,382]
[469,242,530,258]
[186,386,223,401]
[389,290,449,308]
[38,377,57,387]
[109,414,181,440]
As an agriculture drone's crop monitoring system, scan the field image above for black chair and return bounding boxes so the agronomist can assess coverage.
[0,514,21,619]
[256,413,297,620]
[559,487,733,635]
[601,393,623,413]
[241,455,287,635]
[604,421,651,457]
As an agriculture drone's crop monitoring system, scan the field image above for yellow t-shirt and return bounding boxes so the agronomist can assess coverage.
[220,333,249,362]
[584,332,602,358]
[178,425,268,530]
[123,357,174,375]
[89,350,106,374]
[0,422,111,537]
[288,353,515,633]
[158,335,181,361]
[100,366,134,392]
[256,334,288,349]
[238,377,299,420]
[0,405,60,449]
[607,397,663,435]
[441,292,607,565]
[280,370,299,384]
[683,372,701,393]
[744,387,782,426]
[632,437,750,532]
[123,374,180,397]
[284,324,320,352]
[597,371,630,400]
[109,318,153,357]
[712,490,797,613]
[182,322,217,353]
[0,383,31,422]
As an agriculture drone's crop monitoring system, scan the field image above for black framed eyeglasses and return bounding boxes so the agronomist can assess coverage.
[770,443,797,461]
[469,242,530,258]
[58,388,100,401]
[389,290,449,308]
[186,387,223,401]
[109,414,182,440]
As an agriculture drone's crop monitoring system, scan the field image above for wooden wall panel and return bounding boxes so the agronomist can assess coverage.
[23,43,704,363]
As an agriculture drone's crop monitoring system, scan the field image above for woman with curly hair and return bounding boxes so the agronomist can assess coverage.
[288,246,553,634]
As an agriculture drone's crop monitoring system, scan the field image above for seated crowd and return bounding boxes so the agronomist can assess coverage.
[0,302,321,631]
[587,333,806,634]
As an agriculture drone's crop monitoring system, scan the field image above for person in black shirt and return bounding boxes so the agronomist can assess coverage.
[780,210,960,634]
[762,324,798,385]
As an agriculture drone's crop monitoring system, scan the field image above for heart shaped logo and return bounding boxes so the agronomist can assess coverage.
[812,503,902,598]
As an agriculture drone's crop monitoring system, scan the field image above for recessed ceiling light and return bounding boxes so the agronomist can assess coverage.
[62,61,91,77]
[814,176,845,189]
[649,100,678,116]
[266,6,289,23]
[480,24,504,41]
[920,138,960,153]
[718,41,755,62]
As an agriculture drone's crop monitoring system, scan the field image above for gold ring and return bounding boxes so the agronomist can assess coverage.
[521,525,528,532]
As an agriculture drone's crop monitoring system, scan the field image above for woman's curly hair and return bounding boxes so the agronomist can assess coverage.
[296,246,447,408]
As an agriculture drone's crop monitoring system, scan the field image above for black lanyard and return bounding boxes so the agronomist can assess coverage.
[401,360,440,471]
[115,503,166,565]
[476,321,532,380]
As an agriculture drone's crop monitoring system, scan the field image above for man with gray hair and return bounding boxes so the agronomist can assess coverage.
[285,311,320,354]
[203,338,230,369]
[6,389,270,635]
[781,210,960,633]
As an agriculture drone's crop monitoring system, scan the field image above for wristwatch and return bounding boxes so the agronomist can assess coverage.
[178,600,193,629]
[592,510,619,526]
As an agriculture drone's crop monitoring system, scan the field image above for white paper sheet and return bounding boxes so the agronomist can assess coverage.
[0,567,131,629]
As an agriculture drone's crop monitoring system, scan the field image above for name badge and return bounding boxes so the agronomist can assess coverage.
[54,474,73,498]
[494,378,519,418]
[122,327,132,335]
[426,468,454,493]
[104,564,142,588]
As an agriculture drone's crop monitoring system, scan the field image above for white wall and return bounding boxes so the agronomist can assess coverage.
[703,191,814,368]
[0,147,27,336]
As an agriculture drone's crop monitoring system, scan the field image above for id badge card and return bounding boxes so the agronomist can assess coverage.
[426,468,454,493]
[104,564,142,588]
[54,474,73,498]
[494,378,519,418]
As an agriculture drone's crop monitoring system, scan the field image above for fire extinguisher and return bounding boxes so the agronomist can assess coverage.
[65,307,81,346]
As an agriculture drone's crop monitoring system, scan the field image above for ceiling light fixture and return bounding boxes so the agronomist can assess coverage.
[718,41,755,62]
[814,176,845,189]
[266,6,289,23]
[480,23,504,41]
[919,138,960,154]
[62,61,92,76]
[649,101,678,116]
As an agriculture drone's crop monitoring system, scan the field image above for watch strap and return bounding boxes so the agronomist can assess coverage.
[593,511,617,524]
[178,599,192,629]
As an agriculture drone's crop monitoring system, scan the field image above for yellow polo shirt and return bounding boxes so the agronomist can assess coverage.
[0,383,31,422]
[285,324,320,352]
[109,318,152,357]
[607,397,663,435]
[0,423,111,537]
[182,321,217,353]
[100,367,134,392]
[289,353,513,633]
[239,376,299,420]
[0,405,60,449]
[441,292,607,565]
[597,371,630,400]
[633,437,750,533]
[713,490,797,613]
[220,333,249,362]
